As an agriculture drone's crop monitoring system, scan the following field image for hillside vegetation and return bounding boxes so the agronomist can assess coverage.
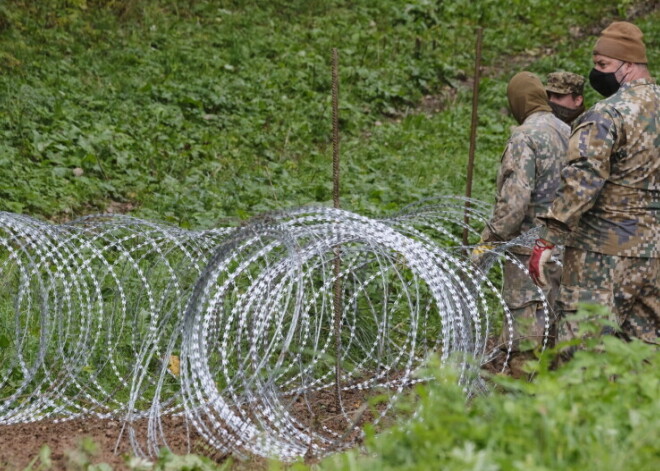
[0,1,658,470]
[1,0,657,230]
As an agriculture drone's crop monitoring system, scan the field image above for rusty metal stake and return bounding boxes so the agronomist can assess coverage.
[462,27,483,247]
[331,48,343,412]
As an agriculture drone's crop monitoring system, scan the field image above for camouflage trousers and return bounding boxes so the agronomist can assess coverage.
[499,253,562,351]
[557,248,660,343]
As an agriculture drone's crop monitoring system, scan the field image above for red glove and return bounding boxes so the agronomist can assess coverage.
[529,239,555,286]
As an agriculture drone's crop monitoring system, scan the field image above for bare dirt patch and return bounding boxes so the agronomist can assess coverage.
[0,381,405,470]
[0,415,214,470]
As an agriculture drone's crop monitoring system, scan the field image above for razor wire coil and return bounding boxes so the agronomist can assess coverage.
[0,198,553,461]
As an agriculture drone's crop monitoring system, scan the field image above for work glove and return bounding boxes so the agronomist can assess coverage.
[470,242,494,265]
[529,238,554,286]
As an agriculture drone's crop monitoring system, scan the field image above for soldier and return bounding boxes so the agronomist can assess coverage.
[545,71,586,125]
[474,71,570,373]
[529,21,660,348]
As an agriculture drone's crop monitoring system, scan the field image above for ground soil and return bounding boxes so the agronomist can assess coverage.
[0,371,472,470]
[0,414,221,470]
[0,383,384,471]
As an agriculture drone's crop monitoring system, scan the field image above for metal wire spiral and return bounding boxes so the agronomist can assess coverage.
[0,198,551,461]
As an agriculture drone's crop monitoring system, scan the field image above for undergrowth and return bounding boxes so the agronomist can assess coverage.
[21,310,659,470]
[1,1,659,470]
[23,439,232,471]
[2,1,656,230]
[307,308,660,471]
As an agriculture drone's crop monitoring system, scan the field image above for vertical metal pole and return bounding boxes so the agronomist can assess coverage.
[463,27,483,247]
[331,48,342,411]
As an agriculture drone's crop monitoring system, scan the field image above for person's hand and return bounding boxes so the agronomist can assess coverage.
[529,238,555,286]
[470,242,494,264]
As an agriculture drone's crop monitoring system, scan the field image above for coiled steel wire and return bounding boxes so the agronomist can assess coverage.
[0,198,550,461]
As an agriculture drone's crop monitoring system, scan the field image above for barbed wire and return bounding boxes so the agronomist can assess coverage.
[0,198,551,461]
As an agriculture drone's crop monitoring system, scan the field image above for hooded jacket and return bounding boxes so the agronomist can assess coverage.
[507,72,553,124]
[482,72,570,249]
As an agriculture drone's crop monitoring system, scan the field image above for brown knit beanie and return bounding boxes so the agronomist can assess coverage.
[593,21,647,64]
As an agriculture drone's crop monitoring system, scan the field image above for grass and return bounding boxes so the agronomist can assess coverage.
[1,0,656,231]
[312,316,660,471]
[0,1,659,470]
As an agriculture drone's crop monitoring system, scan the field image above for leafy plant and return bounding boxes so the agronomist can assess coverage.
[23,443,232,471]
[316,311,660,470]
[2,0,655,228]
[1,2,658,470]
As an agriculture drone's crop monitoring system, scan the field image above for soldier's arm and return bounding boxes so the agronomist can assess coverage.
[538,108,621,244]
[481,134,535,242]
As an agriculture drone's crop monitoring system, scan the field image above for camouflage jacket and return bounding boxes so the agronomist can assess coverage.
[539,78,660,258]
[482,111,570,252]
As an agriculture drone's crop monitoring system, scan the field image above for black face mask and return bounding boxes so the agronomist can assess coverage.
[589,63,624,97]
[549,101,585,124]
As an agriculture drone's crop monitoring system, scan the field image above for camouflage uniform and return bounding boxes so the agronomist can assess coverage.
[482,110,570,351]
[539,78,660,342]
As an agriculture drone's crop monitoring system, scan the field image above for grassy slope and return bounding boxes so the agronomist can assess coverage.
[2,1,656,232]
[0,2,659,469]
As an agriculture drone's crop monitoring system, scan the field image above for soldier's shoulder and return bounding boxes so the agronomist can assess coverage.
[596,80,658,109]
[577,99,619,126]
[508,124,538,142]
[521,113,568,136]
[543,113,570,133]
[570,110,608,133]
[582,84,657,124]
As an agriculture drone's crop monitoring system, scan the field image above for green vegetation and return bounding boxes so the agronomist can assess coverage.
[312,312,659,471]
[19,313,660,471]
[2,0,657,229]
[1,1,659,470]
[25,438,232,470]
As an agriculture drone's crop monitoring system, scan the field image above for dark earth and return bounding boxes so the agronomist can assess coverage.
[0,384,393,470]
[0,357,518,470]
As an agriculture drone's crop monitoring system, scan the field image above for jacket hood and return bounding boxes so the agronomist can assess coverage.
[507,71,552,124]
